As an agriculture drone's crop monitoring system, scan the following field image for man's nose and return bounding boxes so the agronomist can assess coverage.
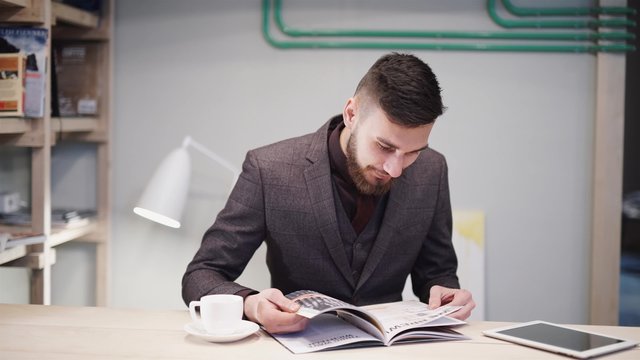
[383,156,403,178]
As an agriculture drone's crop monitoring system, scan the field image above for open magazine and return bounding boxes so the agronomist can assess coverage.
[270,290,469,354]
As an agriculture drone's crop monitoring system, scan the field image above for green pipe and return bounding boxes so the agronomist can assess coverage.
[262,0,634,53]
[273,0,633,42]
[488,0,634,29]
[501,0,636,17]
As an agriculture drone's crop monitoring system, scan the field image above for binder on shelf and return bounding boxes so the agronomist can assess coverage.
[50,46,60,117]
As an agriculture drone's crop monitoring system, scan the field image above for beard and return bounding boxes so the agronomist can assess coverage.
[345,132,394,196]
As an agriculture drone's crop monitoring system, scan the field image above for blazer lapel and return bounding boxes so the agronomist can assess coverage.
[355,183,405,292]
[304,120,355,289]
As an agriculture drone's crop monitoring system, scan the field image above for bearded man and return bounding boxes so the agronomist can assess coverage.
[182,53,475,334]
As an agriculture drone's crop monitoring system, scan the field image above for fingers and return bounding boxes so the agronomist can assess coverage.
[428,286,476,320]
[428,285,448,309]
[258,304,309,334]
[446,293,476,320]
[263,288,300,313]
[447,301,475,321]
[245,288,308,334]
[446,288,473,307]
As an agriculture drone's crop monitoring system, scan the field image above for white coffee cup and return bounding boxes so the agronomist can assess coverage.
[189,294,243,334]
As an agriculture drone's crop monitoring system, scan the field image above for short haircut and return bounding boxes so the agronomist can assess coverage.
[355,53,444,127]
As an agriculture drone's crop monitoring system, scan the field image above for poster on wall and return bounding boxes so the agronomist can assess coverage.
[451,210,485,321]
[402,210,486,321]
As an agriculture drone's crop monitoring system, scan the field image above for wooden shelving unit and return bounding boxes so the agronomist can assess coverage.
[52,1,98,28]
[0,245,28,265]
[49,220,98,247]
[52,117,100,133]
[0,0,46,23]
[0,0,28,8]
[0,118,31,134]
[0,0,112,306]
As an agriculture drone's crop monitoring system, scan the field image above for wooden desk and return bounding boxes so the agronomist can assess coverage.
[0,304,638,359]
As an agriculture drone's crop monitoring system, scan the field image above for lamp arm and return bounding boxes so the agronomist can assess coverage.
[182,136,241,186]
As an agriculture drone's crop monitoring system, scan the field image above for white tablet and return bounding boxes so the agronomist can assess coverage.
[483,320,639,359]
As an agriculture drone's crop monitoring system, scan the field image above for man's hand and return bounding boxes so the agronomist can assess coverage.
[428,285,475,320]
[244,288,309,334]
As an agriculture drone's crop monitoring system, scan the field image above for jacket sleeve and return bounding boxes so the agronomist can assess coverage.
[411,155,460,303]
[181,150,265,305]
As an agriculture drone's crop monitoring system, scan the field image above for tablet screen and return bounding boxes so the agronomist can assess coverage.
[495,322,624,351]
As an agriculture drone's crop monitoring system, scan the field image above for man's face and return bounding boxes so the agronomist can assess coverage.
[344,101,433,196]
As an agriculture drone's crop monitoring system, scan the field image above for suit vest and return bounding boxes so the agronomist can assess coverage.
[332,182,389,284]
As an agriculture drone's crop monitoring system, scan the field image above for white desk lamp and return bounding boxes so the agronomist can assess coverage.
[133,136,240,228]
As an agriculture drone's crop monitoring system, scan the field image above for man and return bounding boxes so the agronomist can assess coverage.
[182,53,475,334]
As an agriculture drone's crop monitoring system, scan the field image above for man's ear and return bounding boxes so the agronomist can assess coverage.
[342,97,357,130]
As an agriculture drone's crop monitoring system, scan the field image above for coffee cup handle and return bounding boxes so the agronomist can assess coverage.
[188,301,201,322]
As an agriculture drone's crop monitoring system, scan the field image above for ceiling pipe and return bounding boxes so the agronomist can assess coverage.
[487,0,634,29]
[273,0,633,42]
[262,0,634,53]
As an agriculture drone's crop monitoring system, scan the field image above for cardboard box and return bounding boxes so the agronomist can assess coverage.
[0,27,48,118]
[0,53,25,117]
[54,43,101,117]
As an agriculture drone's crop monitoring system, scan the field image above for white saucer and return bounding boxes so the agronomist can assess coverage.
[184,320,260,343]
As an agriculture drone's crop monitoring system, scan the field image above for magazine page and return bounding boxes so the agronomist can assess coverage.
[388,322,469,345]
[286,290,364,319]
[270,313,381,354]
[360,300,464,342]
[335,311,387,341]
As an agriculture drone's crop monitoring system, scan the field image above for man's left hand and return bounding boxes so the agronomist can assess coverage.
[428,285,475,320]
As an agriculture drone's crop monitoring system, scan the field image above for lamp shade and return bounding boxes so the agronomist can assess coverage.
[133,147,191,228]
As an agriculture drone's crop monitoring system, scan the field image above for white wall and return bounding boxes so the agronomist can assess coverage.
[2,0,599,324]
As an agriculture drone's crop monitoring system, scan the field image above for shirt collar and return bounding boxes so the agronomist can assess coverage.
[328,116,355,188]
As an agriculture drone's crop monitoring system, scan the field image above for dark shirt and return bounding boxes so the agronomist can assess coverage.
[327,121,381,234]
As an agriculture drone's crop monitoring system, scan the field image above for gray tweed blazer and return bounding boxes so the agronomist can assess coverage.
[182,117,459,306]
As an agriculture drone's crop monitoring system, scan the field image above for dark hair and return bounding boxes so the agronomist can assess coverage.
[355,53,444,127]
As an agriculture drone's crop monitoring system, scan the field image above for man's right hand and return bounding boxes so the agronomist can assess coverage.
[244,288,309,334]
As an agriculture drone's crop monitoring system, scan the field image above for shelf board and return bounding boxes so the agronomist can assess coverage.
[1,117,103,144]
[0,119,43,145]
[0,244,28,265]
[1,248,56,269]
[52,1,98,28]
[0,0,27,7]
[53,116,99,133]
[0,224,33,234]
[0,117,31,134]
[49,221,98,247]
[1,220,99,251]
[0,0,45,24]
